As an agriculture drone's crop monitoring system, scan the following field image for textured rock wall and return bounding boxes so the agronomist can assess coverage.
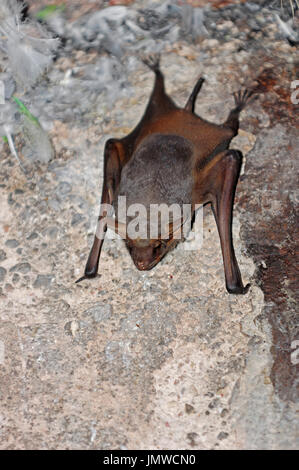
[0,0,298,449]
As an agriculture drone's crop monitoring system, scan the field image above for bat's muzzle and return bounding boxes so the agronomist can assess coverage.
[130,245,157,271]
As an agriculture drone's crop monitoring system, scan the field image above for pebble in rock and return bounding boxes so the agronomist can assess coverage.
[56,181,72,197]
[82,303,112,323]
[217,432,229,440]
[5,239,20,248]
[12,273,20,284]
[9,263,31,274]
[0,267,7,283]
[27,233,38,241]
[71,212,84,226]
[33,274,54,289]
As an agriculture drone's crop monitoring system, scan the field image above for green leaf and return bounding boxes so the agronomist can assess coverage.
[2,136,8,143]
[35,4,66,21]
[13,97,40,127]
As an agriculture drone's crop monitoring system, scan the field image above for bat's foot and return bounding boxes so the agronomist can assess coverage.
[224,90,257,135]
[233,89,255,112]
[141,52,161,72]
[226,283,250,295]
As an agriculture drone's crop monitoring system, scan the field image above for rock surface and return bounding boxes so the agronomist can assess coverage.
[0,0,298,450]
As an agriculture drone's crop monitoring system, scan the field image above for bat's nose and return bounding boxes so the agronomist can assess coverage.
[130,245,156,271]
[135,258,156,271]
[136,260,148,270]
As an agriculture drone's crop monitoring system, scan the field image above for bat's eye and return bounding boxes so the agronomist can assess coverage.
[153,240,167,255]
[152,240,166,249]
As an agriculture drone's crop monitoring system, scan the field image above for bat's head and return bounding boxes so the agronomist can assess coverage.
[125,237,175,271]
[106,216,186,271]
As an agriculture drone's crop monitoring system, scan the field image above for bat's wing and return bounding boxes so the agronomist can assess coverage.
[193,148,250,294]
[76,138,125,282]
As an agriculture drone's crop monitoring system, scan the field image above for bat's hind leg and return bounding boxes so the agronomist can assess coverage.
[142,52,161,73]
[141,53,177,116]
[224,89,255,136]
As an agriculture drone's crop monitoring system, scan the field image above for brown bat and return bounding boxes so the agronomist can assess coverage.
[77,54,254,294]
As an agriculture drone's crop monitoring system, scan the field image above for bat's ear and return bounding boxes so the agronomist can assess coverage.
[106,217,127,239]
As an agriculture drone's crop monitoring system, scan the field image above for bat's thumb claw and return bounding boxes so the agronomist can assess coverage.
[227,282,251,295]
[243,283,251,294]
[75,276,87,284]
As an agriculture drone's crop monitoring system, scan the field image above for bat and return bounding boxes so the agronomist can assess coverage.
[77,54,254,294]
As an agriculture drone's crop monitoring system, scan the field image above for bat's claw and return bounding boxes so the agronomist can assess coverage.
[233,89,256,112]
[75,276,87,284]
[141,52,161,72]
